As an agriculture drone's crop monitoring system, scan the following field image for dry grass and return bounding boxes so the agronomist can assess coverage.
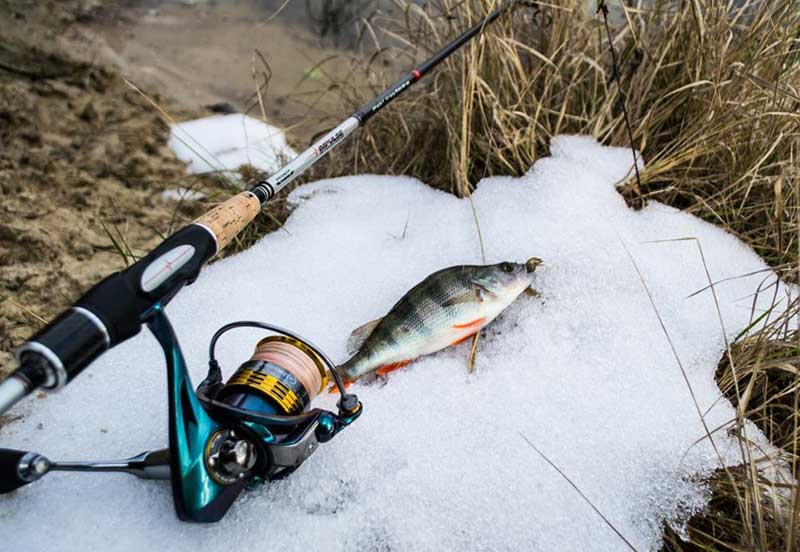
[291,0,800,549]
[309,0,800,265]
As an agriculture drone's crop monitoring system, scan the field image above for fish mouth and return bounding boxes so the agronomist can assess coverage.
[525,257,543,273]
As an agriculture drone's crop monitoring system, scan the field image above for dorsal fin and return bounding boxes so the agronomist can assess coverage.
[346,317,383,356]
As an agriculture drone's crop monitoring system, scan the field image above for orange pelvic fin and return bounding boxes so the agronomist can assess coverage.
[452,317,486,330]
[450,333,478,347]
[376,360,411,376]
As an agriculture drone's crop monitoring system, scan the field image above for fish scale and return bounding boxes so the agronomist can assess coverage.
[338,259,542,383]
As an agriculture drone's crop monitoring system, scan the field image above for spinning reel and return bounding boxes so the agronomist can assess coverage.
[0,307,361,522]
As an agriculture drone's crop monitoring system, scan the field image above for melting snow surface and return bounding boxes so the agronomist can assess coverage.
[160,187,206,202]
[168,114,296,175]
[1,136,790,551]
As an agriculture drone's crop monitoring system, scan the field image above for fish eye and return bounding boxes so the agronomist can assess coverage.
[500,262,514,273]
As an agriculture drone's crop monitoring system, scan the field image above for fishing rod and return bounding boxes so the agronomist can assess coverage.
[0,1,516,522]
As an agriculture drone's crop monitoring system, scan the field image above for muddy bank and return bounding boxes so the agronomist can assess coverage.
[0,0,377,376]
[0,1,196,375]
[79,0,389,144]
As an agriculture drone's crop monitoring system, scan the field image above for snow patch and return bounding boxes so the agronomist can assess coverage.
[1,135,790,551]
[160,187,206,202]
[168,114,296,175]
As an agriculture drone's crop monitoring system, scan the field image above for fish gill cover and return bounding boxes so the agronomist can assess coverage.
[0,135,790,551]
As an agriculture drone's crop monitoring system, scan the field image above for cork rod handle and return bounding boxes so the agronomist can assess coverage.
[194,192,261,252]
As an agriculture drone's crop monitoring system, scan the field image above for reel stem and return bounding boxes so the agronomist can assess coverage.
[51,449,171,480]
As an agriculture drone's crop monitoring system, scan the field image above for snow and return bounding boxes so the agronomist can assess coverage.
[0,136,791,551]
[160,187,206,202]
[168,114,296,175]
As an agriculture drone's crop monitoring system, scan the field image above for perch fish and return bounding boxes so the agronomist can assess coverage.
[338,257,543,384]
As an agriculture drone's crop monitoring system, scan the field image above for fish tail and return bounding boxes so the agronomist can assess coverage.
[337,356,359,381]
[328,357,359,394]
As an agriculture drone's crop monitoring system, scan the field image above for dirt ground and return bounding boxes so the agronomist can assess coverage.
[0,0,370,376]
[0,0,197,375]
[81,0,368,145]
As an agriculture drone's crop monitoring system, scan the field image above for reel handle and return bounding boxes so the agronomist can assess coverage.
[0,448,51,494]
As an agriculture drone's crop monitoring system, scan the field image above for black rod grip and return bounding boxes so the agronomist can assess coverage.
[9,223,218,396]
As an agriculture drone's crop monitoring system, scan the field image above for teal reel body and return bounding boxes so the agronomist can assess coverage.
[150,304,362,522]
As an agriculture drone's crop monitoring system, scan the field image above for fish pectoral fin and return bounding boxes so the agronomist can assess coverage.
[524,287,541,298]
[346,317,383,356]
[376,360,411,376]
[442,288,483,307]
[470,278,500,300]
[452,316,486,330]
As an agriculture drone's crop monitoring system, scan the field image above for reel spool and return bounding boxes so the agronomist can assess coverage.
[218,336,329,416]
[194,324,356,490]
[197,320,359,422]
